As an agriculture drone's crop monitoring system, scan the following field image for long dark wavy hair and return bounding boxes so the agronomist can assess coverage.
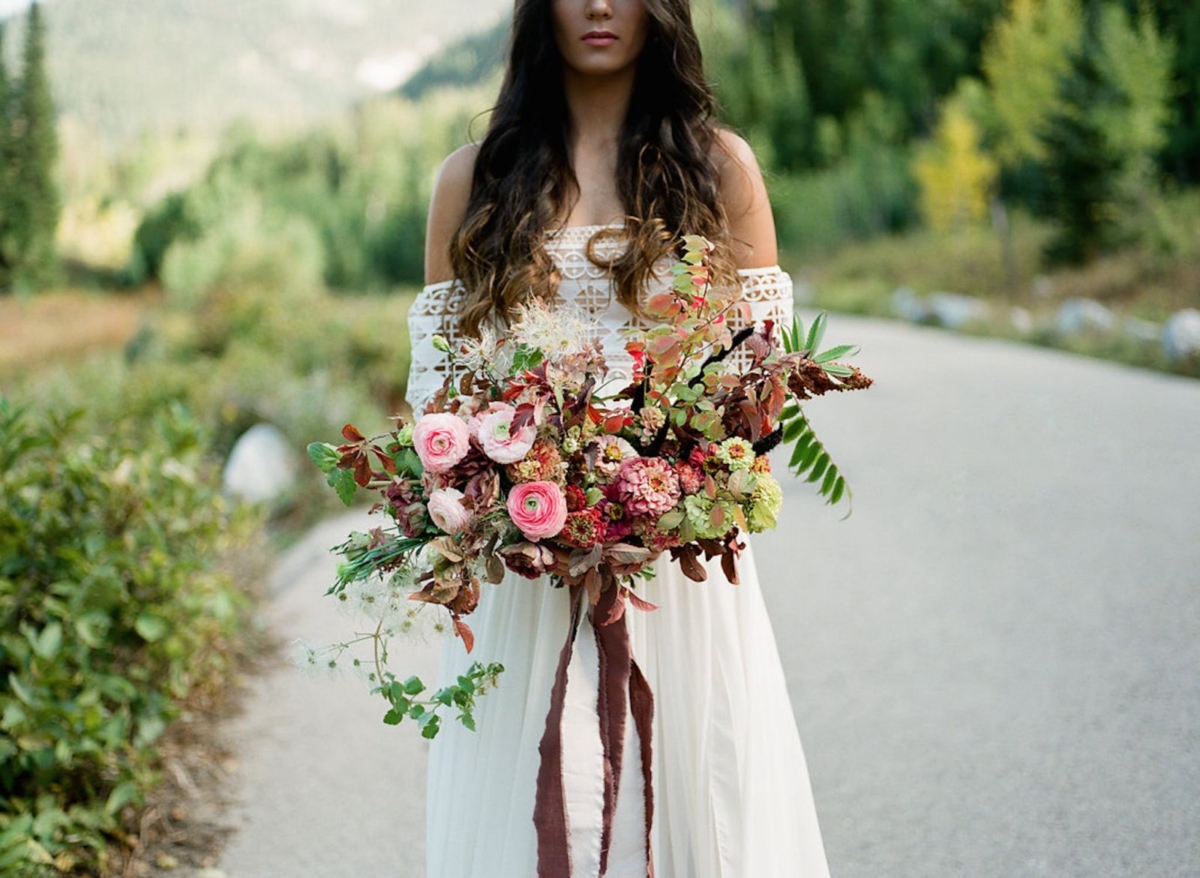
[452,0,739,336]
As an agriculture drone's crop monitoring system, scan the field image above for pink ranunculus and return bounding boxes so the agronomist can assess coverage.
[478,405,537,465]
[506,480,568,541]
[427,488,472,534]
[412,412,471,473]
[467,401,507,439]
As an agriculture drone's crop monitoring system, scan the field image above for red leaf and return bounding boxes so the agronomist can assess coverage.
[353,454,372,488]
[453,616,475,653]
[342,424,366,443]
[625,590,658,613]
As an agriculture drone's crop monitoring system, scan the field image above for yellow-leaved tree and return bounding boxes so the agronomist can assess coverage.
[912,100,999,232]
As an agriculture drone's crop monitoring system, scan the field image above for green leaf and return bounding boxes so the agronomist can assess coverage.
[402,676,425,695]
[794,441,821,475]
[829,476,847,506]
[788,316,805,353]
[328,468,357,506]
[807,453,830,484]
[822,364,854,378]
[420,715,442,739]
[105,781,141,815]
[783,417,807,443]
[383,709,404,726]
[822,464,839,496]
[657,509,685,531]
[134,614,169,643]
[32,622,62,660]
[813,344,859,364]
[805,311,828,354]
[307,442,340,473]
[459,713,477,732]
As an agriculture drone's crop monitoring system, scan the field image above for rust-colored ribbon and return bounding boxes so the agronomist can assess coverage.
[534,583,655,878]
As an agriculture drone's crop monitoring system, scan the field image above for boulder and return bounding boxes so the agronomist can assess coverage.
[222,423,299,505]
[1055,298,1114,336]
[1162,308,1200,362]
[1009,307,1034,335]
[926,291,990,330]
[891,286,929,323]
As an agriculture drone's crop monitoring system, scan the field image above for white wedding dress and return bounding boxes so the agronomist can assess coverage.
[406,224,831,878]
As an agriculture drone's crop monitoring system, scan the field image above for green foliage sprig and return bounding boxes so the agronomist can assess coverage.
[777,311,866,511]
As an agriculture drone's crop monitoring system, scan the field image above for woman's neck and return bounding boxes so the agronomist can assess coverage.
[561,64,635,154]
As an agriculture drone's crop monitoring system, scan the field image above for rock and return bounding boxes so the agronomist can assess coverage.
[1009,307,1034,334]
[926,291,990,330]
[1120,316,1160,344]
[891,286,929,323]
[1162,308,1200,362]
[222,423,299,505]
[1055,298,1115,336]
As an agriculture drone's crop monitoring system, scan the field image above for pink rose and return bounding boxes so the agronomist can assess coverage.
[478,405,537,465]
[427,488,472,534]
[412,413,470,473]
[506,480,568,541]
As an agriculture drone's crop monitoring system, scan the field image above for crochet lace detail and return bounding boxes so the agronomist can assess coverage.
[405,226,793,413]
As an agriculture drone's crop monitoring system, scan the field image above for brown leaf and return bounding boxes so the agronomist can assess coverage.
[353,455,373,488]
[453,616,475,653]
[342,424,366,443]
[675,545,707,582]
[720,549,740,585]
[625,590,658,613]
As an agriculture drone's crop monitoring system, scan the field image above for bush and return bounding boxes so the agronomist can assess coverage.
[0,399,254,875]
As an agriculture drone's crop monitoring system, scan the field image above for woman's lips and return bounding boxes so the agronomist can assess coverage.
[582,31,618,46]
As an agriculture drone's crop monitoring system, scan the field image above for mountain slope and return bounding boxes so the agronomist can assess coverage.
[0,0,510,141]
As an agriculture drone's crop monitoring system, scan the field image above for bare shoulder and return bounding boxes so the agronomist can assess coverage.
[710,128,778,269]
[424,143,481,284]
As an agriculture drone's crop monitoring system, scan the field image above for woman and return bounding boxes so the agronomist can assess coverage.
[407,1,831,876]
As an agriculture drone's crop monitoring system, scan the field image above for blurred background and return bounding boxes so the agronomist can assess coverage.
[0,0,1197,874]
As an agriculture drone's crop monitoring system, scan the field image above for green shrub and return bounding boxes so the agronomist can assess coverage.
[0,399,254,875]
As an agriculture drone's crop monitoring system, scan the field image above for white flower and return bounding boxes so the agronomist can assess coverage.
[511,299,600,357]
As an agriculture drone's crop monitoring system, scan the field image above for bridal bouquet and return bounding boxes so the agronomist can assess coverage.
[306,236,871,738]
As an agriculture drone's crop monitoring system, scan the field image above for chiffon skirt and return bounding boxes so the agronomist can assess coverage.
[425,541,831,878]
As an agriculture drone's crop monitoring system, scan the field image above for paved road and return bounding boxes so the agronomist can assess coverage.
[220,316,1200,878]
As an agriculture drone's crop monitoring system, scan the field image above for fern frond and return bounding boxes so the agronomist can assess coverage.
[779,407,853,512]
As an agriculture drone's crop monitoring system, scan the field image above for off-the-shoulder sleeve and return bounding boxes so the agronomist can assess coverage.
[725,265,794,370]
[406,279,466,414]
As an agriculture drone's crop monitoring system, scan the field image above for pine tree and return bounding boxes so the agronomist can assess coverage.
[0,20,16,290]
[1039,31,1124,265]
[11,0,60,289]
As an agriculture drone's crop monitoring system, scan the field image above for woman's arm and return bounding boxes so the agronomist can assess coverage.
[424,143,480,284]
[712,129,779,270]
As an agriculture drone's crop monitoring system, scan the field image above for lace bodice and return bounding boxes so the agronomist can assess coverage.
[405,224,794,413]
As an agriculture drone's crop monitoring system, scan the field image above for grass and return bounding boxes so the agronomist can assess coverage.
[786,195,1200,379]
[0,288,155,378]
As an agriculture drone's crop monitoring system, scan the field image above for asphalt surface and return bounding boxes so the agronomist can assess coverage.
[219,315,1200,878]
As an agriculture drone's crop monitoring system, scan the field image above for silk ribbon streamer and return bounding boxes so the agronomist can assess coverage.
[534,582,656,878]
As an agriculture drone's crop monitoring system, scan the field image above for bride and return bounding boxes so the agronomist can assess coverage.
[407,1,831,876]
